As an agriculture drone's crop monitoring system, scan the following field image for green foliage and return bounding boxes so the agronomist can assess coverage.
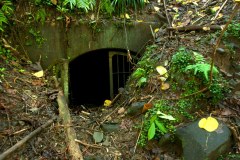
[132,68,146,78]
[224,21,240,40]
[63,0,95,12]
[100,0,114,15]
[0,0,13,32]
[0,45,15,63]
[185,63,218,81]
[29,28,46,47]
[170,47,228,104]
[35,8,47,25]
[130,45,159,88]
[0,11,8,31]
[171,47,194,73]
[137,77,147,87]
[139,100,176,146]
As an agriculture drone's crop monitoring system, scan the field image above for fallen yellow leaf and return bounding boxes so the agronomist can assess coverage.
[154,28,159,33]
[156,66,167,76]
[198,117,219,132]
[32,70,44,78]
[161,82,170,90]
[137,20,143,22]
[104,100,112,107]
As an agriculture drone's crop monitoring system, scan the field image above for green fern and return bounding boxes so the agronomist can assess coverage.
[1,0,13,15]
[0,11,8,31]
[63,0,95,12]
[193,51,205,63]
[35,8,46,25]
[185,63,219,81]
[0,0,13,32]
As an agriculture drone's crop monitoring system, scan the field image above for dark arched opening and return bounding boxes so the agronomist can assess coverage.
[69,49,135,106]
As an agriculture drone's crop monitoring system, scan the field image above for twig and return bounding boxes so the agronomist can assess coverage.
[133,117,144,153]
[75,139,102,149]
[100,100,126,124]
[210,3,240,82]
[1,38,20,56]
[202,0,211,9]
[109,92,122,108]
[212,0,229,21]
[150,25,155,40]
[0,116,57,160]
[163,0,171,27]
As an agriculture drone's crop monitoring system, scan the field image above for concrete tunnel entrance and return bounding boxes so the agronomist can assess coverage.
[69,49,135,106]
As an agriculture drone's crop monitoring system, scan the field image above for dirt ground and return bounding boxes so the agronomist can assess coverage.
[1,0,240,160]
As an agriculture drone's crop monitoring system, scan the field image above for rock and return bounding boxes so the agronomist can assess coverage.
[216,48,225,54]
[126,102,145,116]
[101,122,120,133]
[234,72,240,79]
[176,120,232,160]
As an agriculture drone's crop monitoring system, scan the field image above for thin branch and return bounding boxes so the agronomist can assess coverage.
[212,0,229,21]
[75,139,102,149]
[0,116,57,160]
[210,3,240,82]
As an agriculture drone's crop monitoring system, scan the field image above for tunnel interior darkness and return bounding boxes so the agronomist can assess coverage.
[69,49,134,106]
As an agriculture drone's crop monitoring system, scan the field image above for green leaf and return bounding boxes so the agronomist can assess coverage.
[93,131,104,143]
[150,115,157,124]
[148,122,156,140]
[155,120,167,133]
[132,68,146,78]
[185,63,219,81]
[137,77,147,87]
[157,111,176,120]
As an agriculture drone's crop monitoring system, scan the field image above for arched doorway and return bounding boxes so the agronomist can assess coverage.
[69,49,134,106]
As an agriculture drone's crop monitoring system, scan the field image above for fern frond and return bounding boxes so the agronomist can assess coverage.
[0,11,8,31]
[63,0,76,9]
[193,51,205,63]
[2,0,13,15]
[185,63,219,81]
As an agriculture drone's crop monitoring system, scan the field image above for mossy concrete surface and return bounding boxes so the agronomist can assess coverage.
[21,20,161,68]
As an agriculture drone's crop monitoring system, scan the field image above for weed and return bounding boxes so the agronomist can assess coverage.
[0,45,15,63]
[0,0,13,32]
[29,28,46,48]
[224,21,240,40]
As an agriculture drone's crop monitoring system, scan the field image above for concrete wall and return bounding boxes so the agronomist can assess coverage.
[22,20,160,68]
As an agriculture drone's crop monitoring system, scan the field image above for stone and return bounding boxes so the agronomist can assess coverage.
[101,122,120,133]
[176,120,232,160]
[126,102,145,116]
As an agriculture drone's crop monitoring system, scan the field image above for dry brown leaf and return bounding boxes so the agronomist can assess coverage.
[220,108,232,116]
[118,107,125,114]
[142,103,153,113]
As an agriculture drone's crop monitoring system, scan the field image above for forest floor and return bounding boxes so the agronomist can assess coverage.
[1,0,240,160]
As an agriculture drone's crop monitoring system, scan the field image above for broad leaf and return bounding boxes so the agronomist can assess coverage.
[148,122,155,140]
[155,120,167,133]
[150,115,157,124]
[157,111,175,120]
[132,68,146,78]
[137,77,147,87]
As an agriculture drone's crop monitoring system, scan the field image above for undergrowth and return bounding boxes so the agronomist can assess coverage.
[133,46,229,147]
